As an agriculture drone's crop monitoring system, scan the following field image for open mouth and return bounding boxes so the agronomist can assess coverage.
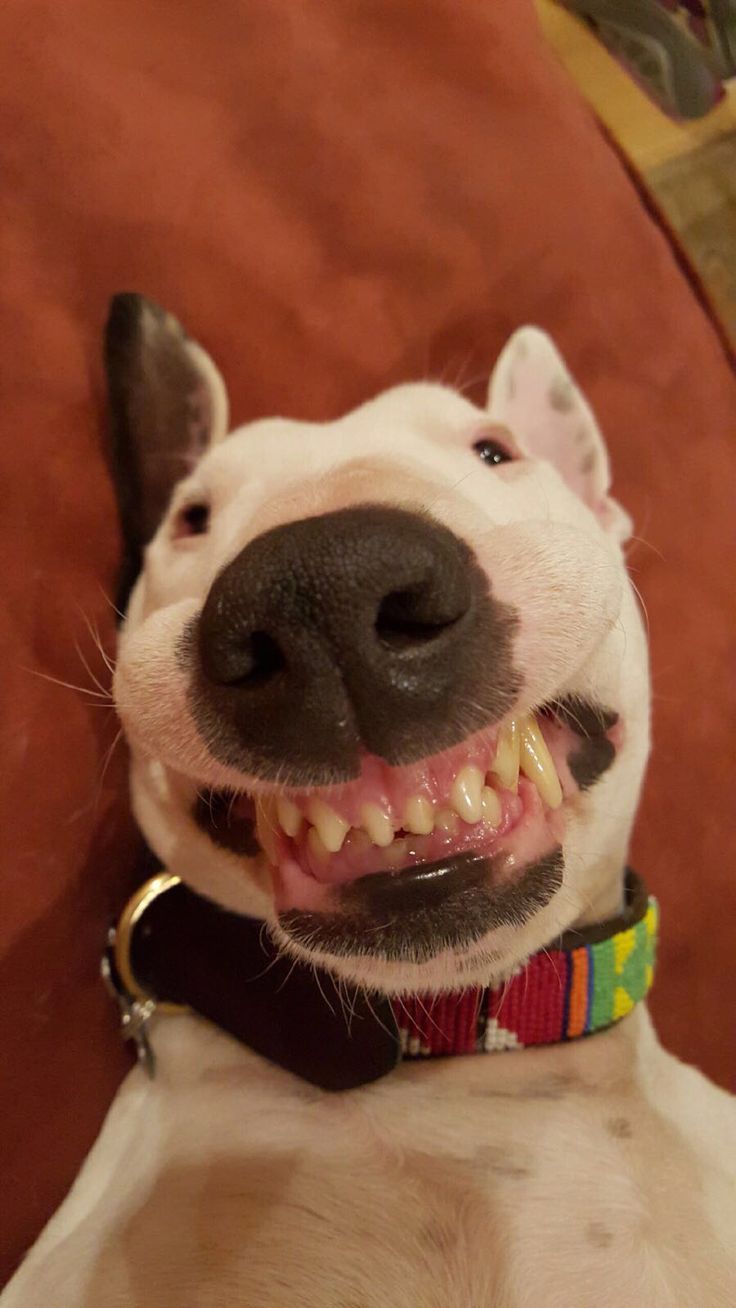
[193,699,619,930]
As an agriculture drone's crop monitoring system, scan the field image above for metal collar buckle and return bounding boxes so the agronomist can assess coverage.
[100,872,187,1078]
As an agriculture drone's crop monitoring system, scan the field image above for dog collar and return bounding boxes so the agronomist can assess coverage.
[103,868,657,1090]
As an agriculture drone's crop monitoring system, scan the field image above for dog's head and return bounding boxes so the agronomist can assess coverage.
[109,296,649,994]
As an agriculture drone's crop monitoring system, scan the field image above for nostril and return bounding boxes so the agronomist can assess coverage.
[242,631,287,685]
[203,629,287,687]
[375,588,466,651]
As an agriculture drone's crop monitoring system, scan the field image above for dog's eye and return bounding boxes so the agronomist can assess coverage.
[173,502,210,538]
[473,437,513,467]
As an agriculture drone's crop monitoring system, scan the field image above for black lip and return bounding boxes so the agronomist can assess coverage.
[340,851,490,914]
[193,790,260,857]
[550,695,619,792]
[279,848,564,964]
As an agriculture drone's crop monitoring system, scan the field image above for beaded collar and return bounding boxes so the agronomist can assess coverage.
[104,868,657,1089]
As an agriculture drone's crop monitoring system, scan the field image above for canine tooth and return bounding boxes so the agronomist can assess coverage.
[481,786,502,827]
[254,796,279,862]
[403,795,434,835]
[307,799,349,853]
[491,719,520,791]
[435,808,459,835]
[307,825,331,864]
[360,803,394,848]
[277,797,303,838]
[519,714,563,809]
[450,766,484,824]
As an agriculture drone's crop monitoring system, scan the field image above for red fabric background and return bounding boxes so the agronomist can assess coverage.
[1,0,734,1281]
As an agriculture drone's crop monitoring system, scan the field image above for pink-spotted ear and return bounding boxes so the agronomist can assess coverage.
[487,327,632,542]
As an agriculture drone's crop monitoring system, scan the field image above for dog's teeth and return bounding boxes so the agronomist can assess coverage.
[385,836,410,869]
[435,807,459,835]
[307,799,349,853]
[277,797,303,838]
[403,795,434,835]
[360,803,394,848]
[481,785,502,827]
[307,824,331,863]
[254,796,279,862]
[519,714,563,809]
[450,766,484,824]
[491,719,520,791]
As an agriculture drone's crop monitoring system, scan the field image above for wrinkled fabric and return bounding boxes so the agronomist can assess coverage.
[1,0,734,1281]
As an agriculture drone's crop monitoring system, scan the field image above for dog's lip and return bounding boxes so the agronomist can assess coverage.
[193,789,260,857]
[311,850,496,921]
[343,851,491,913]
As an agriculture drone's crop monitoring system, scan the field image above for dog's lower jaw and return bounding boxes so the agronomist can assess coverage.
[265,869,580,995]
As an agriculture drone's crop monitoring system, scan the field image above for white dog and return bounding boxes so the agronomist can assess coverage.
[4,298,735,1307]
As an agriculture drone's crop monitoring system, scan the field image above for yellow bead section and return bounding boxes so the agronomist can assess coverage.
[614,927,636,974]
[613,986,636,1021]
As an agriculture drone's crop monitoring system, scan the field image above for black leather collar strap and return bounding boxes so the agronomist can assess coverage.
[115,876,401,1091]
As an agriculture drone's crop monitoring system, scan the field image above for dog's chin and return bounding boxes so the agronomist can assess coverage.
[169,698,621,990]
[269,847,571,994]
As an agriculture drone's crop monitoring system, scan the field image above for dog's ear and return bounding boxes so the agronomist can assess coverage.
[487,327,631,542]
[104,293,230,608]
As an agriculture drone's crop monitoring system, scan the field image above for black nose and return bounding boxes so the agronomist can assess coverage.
[193,505,518,782]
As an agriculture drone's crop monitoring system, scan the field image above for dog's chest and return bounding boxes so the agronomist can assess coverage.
[24,1014,733,1308]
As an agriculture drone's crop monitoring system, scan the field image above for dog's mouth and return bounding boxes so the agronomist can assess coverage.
[192,697,619,952]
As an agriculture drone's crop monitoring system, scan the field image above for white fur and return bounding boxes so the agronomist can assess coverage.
[4,328,734,1305]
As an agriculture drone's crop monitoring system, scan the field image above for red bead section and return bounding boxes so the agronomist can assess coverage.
[488,950,569,1047]
[394,950,571,1057]
[393,988,482,1056]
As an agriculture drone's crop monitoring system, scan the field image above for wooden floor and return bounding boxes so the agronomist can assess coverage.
[536,0,736,343]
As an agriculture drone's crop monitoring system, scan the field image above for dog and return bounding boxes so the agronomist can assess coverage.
[3,296,735,1307]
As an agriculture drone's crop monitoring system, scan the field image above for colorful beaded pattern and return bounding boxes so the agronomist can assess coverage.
[394,896,658,1058]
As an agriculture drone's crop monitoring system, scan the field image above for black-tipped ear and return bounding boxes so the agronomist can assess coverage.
[104,293,229,611]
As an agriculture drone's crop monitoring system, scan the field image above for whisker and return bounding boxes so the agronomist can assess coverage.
[627,575,651,637]
[76,605,117,676]
[422,471,476,517]
[275,954,302,995]
[310,964,337,1018]
[96,582,126,622]
[92,726,124,814]
[359,986,398,1043]
[24,667,113,701]
[74,639,113,699]
[414,993,445,1039]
